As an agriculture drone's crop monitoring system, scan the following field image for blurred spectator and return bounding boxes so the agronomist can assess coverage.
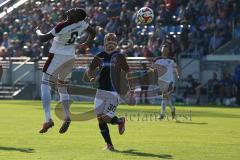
[0,0,239,58]
[158,4,174,26]
[0,0,239,106]
[219,72,235,105]
[105,18,120,33]
[92,7,108,27]
[133,45,142,57]
[142,46,153,57]
[0,63,2,82]
[207,72,220,104]
[106,0,121,18]
[209,31,224,54]
[139,63,150,104]
[120,4,132,27]
[180,21,190,51]
[164,0,176,13]
[1,32,10,49]
[94,27,105,46]
[0,46,7,58]
[183,74,202,105]
[147,36,158,55]
[234,18,240,39]
[233,64,240,105]
[161,35,179,58]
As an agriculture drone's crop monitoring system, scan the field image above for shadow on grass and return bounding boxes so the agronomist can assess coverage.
[115,149,173,159]
[0,147,35,153]
[175,121,208,125]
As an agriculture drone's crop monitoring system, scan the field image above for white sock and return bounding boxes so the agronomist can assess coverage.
[59,86,70,120]
[41,84,52,122]
[161,99,167,116]
[168,96,175,112]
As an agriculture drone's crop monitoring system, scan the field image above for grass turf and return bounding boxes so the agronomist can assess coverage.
[0,100,240,160]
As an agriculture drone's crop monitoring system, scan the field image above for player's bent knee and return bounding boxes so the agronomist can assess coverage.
[103,115,112,123]
[97,114,104,123]
[97,114,112,123]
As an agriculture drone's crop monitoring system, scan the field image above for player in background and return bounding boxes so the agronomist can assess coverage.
[151,44,180,119]
[36,8,96,134]
[86,33,134,151]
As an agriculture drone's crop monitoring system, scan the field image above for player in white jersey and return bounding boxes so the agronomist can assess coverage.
[152,44,180,119]
[36,8,96,134]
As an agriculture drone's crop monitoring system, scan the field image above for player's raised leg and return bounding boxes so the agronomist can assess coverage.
[104,95,126,135]
[94,90,126,151]
[168,94,176,119]
[166,82,176,119]
[110,116,125,135]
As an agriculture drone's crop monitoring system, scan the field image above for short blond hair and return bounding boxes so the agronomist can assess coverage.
[104,33,117,43]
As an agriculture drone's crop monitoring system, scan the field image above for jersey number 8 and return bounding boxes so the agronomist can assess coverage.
[67,31,78,45]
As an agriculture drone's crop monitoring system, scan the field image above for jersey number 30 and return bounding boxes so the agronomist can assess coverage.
[67,32,78,45]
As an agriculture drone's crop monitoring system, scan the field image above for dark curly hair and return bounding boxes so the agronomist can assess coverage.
[66,8,87,22]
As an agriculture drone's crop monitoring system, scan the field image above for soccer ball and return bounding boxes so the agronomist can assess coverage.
[137,7,154,24]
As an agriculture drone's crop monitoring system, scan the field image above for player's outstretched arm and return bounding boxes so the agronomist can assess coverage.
[80,26,96,48]
[175,64,181,80]
[86,56,101,82]
[36,28,54,43]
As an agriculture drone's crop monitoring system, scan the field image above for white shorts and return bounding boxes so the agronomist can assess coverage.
[158,79,174,94]
[94,89,119,118]
[43,53,75,81]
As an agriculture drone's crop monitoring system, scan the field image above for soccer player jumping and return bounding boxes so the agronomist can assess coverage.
[86,33,134,151]
[36,8,96,134]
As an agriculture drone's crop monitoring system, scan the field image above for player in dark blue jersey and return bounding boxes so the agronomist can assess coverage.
[86,33,134,151]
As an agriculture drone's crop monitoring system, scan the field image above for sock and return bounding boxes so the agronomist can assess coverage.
[110,116,122,125]
[99,123,112,145]
[59,93,70,120]
[59,86,70,120]
[41,83,51,122]
[161,99,167,116]
[168,96,175,112]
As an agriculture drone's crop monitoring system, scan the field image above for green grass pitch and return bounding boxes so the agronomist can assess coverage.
[0,100,240,160]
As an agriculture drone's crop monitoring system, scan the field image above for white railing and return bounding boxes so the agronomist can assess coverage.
[0,0,29,18]
[0,0,12,8]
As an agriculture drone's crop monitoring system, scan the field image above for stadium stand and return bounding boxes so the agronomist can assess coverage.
[0,0,239,106]
[0,0,239,58]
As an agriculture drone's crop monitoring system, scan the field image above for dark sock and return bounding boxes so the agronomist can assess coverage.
[99,123,112,145]
[110,116,122,125]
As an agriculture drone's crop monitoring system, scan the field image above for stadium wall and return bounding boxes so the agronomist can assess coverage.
[1,56,238,100]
